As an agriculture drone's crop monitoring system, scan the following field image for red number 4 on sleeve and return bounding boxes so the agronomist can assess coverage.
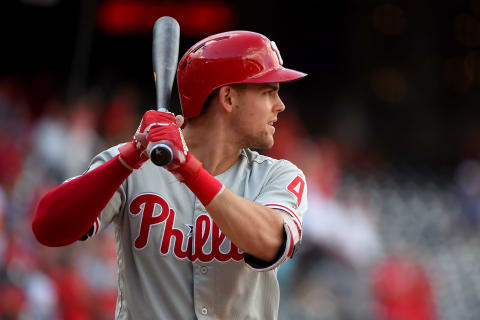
[287,176,305,207]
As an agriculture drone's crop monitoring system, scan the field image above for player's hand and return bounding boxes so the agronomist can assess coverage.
[134,111,201,182]
[137,111,222,205]
[119,110,182,170]
[145,114,194,178]
[134,114,184,147]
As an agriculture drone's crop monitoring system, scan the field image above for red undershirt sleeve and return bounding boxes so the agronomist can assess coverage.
[32,155,132,247]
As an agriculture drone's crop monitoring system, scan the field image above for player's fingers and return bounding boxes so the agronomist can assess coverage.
[134,132,148,148]
[175,115,184,128]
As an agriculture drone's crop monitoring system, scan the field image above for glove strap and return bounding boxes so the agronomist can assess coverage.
[175,155,224,206]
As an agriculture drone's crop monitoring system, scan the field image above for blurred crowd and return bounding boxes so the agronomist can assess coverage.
[1,73,480,320]
[0,74,137,320]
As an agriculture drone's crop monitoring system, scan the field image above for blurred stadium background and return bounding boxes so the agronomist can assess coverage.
[2,0,480,319]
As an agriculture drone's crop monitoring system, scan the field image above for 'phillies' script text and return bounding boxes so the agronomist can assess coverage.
[129,193,244,263]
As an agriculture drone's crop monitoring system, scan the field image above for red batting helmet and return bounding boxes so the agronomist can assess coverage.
[177,30,307,119]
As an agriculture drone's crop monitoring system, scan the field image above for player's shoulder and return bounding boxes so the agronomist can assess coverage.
[241,149,304,175]
[96,144,123,159]
[87,143,124,170]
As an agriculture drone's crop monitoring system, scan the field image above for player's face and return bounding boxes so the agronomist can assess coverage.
[232,83,285,149]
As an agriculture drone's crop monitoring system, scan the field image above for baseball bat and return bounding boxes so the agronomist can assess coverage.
[149,16,180,166]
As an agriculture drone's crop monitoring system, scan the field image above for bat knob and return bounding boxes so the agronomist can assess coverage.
[150,143,174,166]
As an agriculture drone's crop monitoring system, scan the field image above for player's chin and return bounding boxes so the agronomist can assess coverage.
[254,136,275,150]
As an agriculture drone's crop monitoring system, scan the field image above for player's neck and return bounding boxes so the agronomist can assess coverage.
[183,119,241,177]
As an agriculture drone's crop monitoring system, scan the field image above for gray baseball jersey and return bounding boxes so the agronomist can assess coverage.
[83,145,307,320]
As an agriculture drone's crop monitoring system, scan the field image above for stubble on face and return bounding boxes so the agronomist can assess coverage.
[230,84,276,150]
[239,130,274,150]
[234,106,274,150]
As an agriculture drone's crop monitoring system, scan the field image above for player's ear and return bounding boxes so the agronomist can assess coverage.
[218,86,236,113]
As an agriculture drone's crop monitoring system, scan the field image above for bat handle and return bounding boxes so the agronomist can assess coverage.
[149,107,174,166]
[150,142,174,166]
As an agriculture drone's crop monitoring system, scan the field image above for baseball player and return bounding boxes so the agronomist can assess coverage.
[32,31,308,319]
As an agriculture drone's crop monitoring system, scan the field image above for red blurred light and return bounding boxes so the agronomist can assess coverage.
[97,1,235,37]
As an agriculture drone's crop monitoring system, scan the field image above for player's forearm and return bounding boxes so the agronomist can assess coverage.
[206,188,284,262]
[171,154,285,261]
[32,155,131,247]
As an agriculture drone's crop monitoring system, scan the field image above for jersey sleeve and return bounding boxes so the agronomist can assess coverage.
[245,160,307,271]
[77,145,127,241]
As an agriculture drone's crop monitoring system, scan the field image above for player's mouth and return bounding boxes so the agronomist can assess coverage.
[267,119,277,132]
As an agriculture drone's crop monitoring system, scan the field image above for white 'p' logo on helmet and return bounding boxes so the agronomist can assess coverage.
[270,41,283,66]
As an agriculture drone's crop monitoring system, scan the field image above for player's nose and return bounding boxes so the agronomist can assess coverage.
[275,95,286,113]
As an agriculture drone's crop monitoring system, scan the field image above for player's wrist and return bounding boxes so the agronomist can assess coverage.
[173,154,224,206]
[118,141,148,170]
[190,167,225,206]
[118,155,134,171]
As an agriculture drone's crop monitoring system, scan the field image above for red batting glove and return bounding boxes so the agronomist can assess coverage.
[147,119,224,206]
[119,110,177,170]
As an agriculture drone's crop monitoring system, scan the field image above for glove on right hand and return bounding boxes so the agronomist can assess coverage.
[119,110,177,170]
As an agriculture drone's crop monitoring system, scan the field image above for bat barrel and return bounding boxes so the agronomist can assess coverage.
[153,16,180,109]
[150,16,180,167]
